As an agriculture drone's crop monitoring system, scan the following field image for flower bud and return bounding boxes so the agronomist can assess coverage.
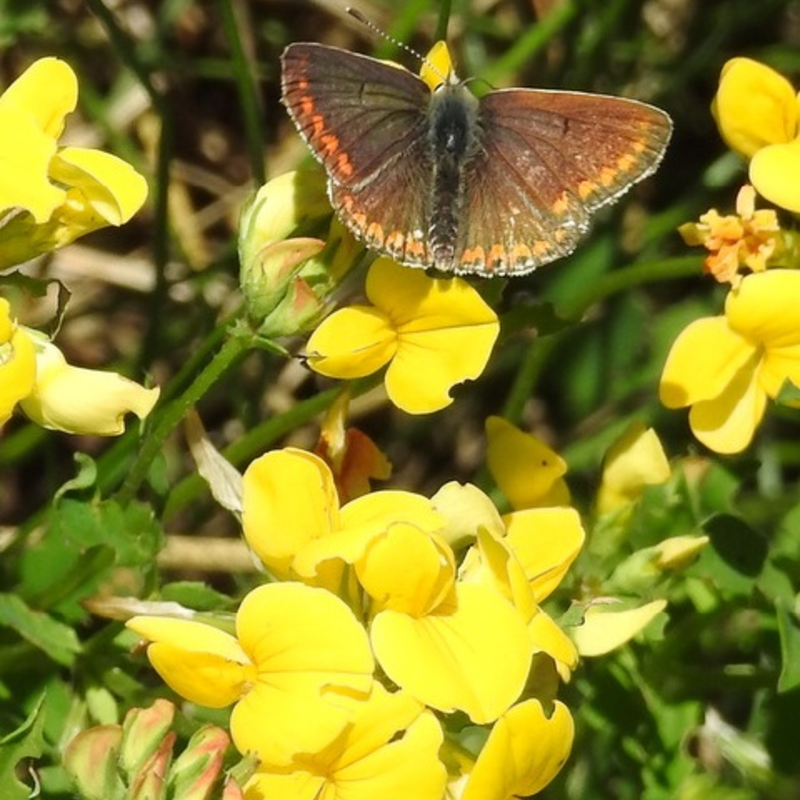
[63,724,125,800]
[238,169,363,337]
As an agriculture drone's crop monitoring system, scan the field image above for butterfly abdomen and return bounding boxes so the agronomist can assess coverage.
[427,83,482,271]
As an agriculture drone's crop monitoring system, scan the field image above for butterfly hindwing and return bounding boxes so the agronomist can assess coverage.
[456,89,672,274]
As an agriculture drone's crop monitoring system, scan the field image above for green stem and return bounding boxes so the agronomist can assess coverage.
[502,255,703,422]
[116,326,255,505]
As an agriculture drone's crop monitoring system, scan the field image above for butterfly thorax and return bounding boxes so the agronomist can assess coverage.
[427,82,481,270]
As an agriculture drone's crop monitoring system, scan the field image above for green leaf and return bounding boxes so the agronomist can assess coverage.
[776,599,800,693]
[693,514,767,598]
[0,694,46,800]
[0,594,81,666]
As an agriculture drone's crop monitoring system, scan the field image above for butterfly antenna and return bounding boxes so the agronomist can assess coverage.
[345,7,449,85]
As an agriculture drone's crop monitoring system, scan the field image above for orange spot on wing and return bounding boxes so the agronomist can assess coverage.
[510,244,533,264]
[600,166,619,187]
[551,192,570,215]
[488,244,507,266]
[366,222,385,246]
[406,240,427,260]
[462,245,486,266]
[577,180,598,199]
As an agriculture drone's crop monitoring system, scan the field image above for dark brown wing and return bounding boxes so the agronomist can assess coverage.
[281,43,435,266]
[453,89,672,276]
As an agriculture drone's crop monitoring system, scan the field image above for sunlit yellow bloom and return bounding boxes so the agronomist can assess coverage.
[244,685,446,800]
[485,417,570,509]
[0,302,157,435]
[420,42,454,91]
[460,699,574,800]
[127,582,374,766]
[712,57,800,212]
[0,57,147,270]
[660,269,800,453]
[19,337,158,435]
[678,184,782,284]
[571,599,667,657]
[0,298,36,426]
[596,422,670,515]
[306,258,499,414]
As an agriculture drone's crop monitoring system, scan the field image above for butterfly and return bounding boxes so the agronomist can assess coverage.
[280,40,672,277]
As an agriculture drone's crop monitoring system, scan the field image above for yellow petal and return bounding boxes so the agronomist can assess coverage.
[597,423,671,514]
[242,448,339,577]
[659,315,755,408]
[0,308,36,424]
[688,363,766,454]
[147,643,252,708]
[20,339,158,435]
[749,140,800,212]
[50,147,148,225]
[125,617,251,708]
[0,105,64,222]
[371,582,532,723]
[236,582,373,692]
[294,489,444,579]
[233,682,357,767]
[461,699,574,800]
[712,57,798,157]
[528,608,579,670]
[356,521,455,617]
[385,322,498,413]
[306,305,396,378]
[486,416,570,509]
[726,269,800,347]
[503,507,585,602]
[572,599,667,657]
[0,57,77,139]
[431,481,505,546]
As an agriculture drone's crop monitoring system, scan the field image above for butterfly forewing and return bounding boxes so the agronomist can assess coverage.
[281,43,436,261]
[456,89,672,274]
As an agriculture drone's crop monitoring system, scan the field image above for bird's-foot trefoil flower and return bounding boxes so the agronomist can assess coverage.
[660,269,800,453]
[1,299,158,435]
[243,684,446,800]
[305,257,500,414]
[127,582,375,766]
[0,57,148,271]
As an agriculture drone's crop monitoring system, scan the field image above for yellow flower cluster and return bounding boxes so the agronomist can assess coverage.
[128,438,582,799]
[0,57,156,435]
[127,416,678,800]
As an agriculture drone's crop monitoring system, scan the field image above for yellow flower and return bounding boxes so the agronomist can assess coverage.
[127,582,374,766]
[485,416,570,509]
[712,57,800,212]
[660,269,800,453]
[678,184,781,284]
[244,685,446,800]
[306,258,499,414]
[459,699,574,800]
[19,337,159,435]
[0,57,148,270]
[1,300,158,435]
[0,298,36,426]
